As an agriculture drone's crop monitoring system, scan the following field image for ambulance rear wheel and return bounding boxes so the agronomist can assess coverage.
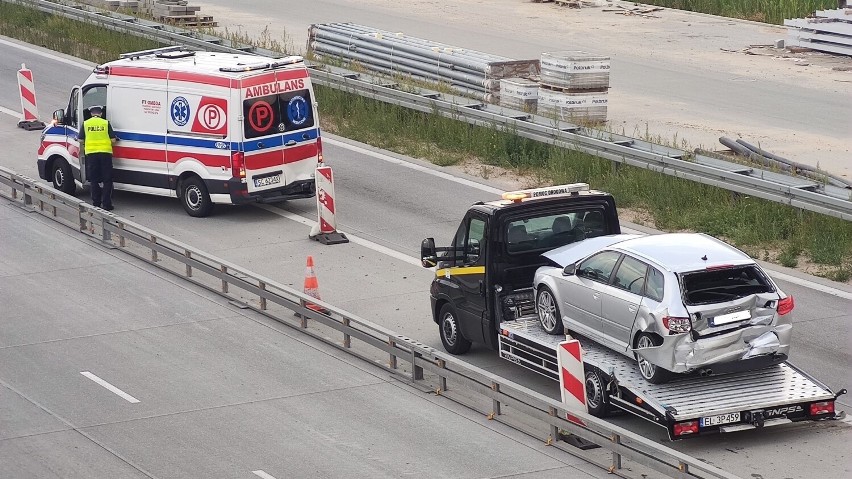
[51,159,75,195]
[439,303,471,355]
[180,177,213,217]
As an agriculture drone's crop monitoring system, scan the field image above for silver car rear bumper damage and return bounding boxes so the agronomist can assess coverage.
[634,324,792,374]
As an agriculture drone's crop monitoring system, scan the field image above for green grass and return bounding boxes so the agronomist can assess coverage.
[2,1,850,280]
[638,0,838,25]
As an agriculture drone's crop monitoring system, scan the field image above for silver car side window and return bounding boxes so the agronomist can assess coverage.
[612,255,648,294]
[645,267,665,302]
[578,251,621,283]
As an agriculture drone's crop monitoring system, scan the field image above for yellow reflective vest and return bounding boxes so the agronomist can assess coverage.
[82,116,113,154]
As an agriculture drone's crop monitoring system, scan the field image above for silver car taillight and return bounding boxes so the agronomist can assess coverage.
[663,316,691,334]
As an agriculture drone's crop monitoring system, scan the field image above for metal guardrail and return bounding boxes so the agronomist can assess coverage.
[5,0,852,221]
[0,166,743,479]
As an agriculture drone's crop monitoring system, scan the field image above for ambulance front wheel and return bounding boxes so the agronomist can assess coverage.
[51,158,75,195]
[180,176,213,217]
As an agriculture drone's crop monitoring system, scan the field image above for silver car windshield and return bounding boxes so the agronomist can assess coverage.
[680,265,775,305]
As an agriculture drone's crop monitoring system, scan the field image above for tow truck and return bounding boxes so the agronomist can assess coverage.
[420,183,845,439]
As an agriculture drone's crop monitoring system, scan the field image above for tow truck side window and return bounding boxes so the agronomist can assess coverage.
[452,216,486,266]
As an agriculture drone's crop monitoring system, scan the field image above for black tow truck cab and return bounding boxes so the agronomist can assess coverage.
[420,183,620,354]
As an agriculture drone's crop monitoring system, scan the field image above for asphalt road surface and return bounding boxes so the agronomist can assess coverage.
[0,37,850,479]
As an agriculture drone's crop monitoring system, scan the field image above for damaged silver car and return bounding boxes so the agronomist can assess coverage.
[533,233,794,383]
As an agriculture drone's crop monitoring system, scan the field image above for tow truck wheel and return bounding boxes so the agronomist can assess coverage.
[636,333,672,384]
[585,369,609,417]
[438,303,471,355]
[536,287,564,335]
[51,159,75,195]
[180,176,213,217]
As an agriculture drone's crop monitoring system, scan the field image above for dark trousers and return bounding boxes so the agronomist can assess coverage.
[87,152,114,208]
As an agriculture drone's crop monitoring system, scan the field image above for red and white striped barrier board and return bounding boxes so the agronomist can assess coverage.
[310,165,349,245]
[17,63,45,131]
[557,338,587,426]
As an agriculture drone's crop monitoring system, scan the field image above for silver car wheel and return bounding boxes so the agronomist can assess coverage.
[537,290,558,331]
[636,335,657,380]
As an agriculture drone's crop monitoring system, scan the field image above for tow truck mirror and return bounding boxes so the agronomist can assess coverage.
[421,238,437,268]
[52,109,65,125]
[562,263,576,276]
[465,238,481,263]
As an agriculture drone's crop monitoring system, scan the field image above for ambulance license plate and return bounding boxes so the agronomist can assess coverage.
[700,412,740,427]
[254,174,281,188]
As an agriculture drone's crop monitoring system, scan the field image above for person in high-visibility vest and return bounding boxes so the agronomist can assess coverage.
[78,105,117,210]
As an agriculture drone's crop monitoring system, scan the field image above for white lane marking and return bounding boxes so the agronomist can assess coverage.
[765,270,852,300]
[0,105,22,119]
[80,371,140,403]
[323,137,503,194]
[253,204,422,268]
[252,471,278,479]
[0,37,94,70]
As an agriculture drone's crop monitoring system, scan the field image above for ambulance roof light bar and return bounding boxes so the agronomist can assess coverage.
[501,183,590,203]
[120,45,186,60]
[219,55,305,73]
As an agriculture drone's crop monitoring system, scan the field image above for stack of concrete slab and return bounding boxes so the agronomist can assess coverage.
[785,9,852,57]
[87,0,140,12]
[141,0,216,27]
[498,78,539,113]
[537,51,610,124]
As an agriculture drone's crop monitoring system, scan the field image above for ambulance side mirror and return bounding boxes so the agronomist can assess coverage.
[53,109,66,125]
[421,238,437,268]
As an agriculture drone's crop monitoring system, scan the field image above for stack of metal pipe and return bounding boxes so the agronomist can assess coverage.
[307,23,539,100]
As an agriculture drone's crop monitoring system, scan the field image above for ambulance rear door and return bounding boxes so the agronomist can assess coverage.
[240,67,317,194]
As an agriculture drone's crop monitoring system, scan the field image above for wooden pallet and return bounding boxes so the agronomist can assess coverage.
[539,82,609,93]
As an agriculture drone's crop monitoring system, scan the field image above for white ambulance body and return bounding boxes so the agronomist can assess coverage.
[38,46,323,216]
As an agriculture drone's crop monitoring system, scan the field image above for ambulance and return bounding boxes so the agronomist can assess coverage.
[38,46,323,216]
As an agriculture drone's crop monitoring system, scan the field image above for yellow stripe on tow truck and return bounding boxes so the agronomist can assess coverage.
[436,266,485,278]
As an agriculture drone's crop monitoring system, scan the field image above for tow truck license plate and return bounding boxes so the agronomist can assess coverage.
[254,174,281,188]
[701,412,740,427]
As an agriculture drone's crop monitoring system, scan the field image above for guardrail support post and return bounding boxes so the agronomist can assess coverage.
[437,359,447,393]
[23,183,33,209]
[491,382,501,417]
[150,236,158,262]
[547,406,559,445]
[78,203,86,231]
[388,338,397,369]
[49,192,57,217]
[610,434,622,471]
[259,281,266,310]
[220,265,228,293]
[117,222,125,247]
[678,462,689,474]
[35,185,44,211]
[101,217,112,243]
[343,317,351,348]
[411,350,424,381]
[184,250,192,277]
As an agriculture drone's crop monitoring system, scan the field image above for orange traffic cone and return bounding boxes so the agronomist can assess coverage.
[302,255,329,314]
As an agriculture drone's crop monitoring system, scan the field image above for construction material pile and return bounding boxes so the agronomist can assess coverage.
[785,8,852,57]
[535,51,610,123]
[307,23,539,100]
[79,0,217,27]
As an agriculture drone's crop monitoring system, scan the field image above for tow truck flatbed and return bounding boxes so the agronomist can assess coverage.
[499,318,844,438]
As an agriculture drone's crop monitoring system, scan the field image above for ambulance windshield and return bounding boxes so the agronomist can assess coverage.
[243,90,314,139]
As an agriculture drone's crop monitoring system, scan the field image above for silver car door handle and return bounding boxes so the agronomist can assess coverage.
[628,305,638,313]
[285,139,296,146]
[593,293,600,300]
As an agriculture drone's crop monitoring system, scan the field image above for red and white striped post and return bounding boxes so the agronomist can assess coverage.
[17,63,46,131]
[557,338,588,426]
[310,165,349,245]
